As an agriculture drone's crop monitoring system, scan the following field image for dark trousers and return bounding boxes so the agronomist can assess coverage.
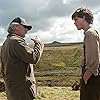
[80,74,100,100]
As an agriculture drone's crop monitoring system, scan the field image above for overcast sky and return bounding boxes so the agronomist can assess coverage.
[0,0,100,45]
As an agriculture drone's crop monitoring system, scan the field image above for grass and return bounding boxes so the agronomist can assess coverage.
[36,75,80,87]
[34,44,83,72]
[0,43,82,99]
[0,86,79,100]
[36,86,79,100]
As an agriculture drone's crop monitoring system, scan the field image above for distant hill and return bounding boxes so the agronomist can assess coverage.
[44,41,83,47]
[51,41,62,44]
[0,42,83,51]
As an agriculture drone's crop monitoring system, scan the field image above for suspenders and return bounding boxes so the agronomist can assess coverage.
[82,40,86,75]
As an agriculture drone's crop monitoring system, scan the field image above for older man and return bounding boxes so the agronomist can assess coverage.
[1,17,44,100]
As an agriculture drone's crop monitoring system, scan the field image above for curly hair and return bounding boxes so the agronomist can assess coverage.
[72,7,93,24]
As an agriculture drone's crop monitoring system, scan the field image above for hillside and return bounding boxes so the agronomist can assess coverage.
[0,42,84,86]
[33,43,83,86]
[44,41,83,47]
[34,43,83,72]
[0,42,83,73]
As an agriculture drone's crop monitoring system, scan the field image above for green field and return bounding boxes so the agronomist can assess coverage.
[36,86,80,100]
[0,43,83,99]
[35,44,83,72]
[34,44,83,87]
[0,86,80,100]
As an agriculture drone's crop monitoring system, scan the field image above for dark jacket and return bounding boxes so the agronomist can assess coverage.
[0,33,44,100]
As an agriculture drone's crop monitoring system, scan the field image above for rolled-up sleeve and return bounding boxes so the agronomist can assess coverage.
[85,31,99,76]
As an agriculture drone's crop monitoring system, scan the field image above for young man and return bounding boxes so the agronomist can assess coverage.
[0,17,44,100]
[72,7,100,100]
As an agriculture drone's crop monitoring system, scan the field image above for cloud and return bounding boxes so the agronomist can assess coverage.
[94,12,100,32]
[0,0,100,45]
[0,27,7,45]
[25,16,84,43]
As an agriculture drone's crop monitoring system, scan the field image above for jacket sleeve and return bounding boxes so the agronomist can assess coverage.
[11,39,44,64]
